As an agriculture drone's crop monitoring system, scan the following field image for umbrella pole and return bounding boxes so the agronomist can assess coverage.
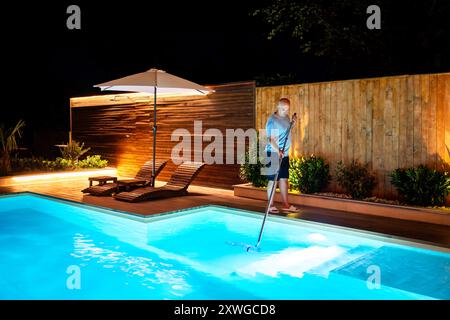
[152,86,157,187]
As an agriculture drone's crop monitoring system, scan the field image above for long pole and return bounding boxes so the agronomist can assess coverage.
[152,85,157,187]
[254,113,296,250]
[69,101,73,144]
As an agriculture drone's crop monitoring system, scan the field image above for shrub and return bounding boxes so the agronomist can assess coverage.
[239,139,268,188]
[11,155,108,172]
[335,160,376,199]
[11,156,47,171]
[42,157,76,170]
[59,140,90,162]
[390,165,450,206]
[289,155,331,193]
[77,155,108,169]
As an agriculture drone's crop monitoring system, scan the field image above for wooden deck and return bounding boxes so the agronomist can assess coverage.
[1,176,449,248]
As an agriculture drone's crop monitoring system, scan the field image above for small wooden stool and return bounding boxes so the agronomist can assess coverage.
[88,176,118,187]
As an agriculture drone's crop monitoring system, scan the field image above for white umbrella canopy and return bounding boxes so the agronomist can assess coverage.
[94,68,213,185]
[94,68,212,95]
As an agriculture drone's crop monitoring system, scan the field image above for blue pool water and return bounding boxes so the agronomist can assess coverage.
[0,193,449,300]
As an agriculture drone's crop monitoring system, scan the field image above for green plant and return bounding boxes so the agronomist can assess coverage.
[59,140,90,162]
[11,156,47,171]
[0,120,25,175]
[11,154,108,172]
[390,165,450,206]
[239,139,268,188]
[77,155,108,169]
[43,157,76,170]
[335,160,376,199]
[289,155,331,193]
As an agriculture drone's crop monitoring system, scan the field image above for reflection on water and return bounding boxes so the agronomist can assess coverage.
[71,233,192,296]
[237,246,345,278]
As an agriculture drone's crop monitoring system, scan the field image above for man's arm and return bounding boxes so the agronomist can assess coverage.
[267,117,284,158]
[269,136,283,158]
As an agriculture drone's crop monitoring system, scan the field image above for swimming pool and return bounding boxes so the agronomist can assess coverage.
[0,193,449,300]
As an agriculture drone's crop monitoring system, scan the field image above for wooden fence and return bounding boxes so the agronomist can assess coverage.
[71,73,449,199]
[71,81,255,189]
[256,73,450,199]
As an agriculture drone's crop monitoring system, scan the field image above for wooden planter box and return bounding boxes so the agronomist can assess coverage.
[233,183,450,227]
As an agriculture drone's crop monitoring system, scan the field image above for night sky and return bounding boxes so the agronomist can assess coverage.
[2,0,449,147]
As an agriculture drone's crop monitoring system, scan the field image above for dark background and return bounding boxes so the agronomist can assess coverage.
[1,0,449,153]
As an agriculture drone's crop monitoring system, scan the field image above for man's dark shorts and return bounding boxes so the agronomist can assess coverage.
[265,151,289,181]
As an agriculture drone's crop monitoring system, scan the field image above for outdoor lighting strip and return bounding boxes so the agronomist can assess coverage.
[11,168,117,182]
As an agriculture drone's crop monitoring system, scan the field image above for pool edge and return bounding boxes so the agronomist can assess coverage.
[2,191,449,254]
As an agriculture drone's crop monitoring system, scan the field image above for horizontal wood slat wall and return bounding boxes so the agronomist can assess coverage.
[71,81,255,189]
[256,73,450,199]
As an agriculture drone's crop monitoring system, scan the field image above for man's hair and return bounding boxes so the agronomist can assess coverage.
[278,98,290,107]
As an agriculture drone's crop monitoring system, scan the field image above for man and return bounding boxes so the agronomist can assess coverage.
[264,98,299,213]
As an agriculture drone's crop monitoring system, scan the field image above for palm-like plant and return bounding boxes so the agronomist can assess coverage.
[59,140,90,162]
[0,120,26,175]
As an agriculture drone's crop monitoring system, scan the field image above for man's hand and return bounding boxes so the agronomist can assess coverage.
[291,113,298,125]
[278,150,284,159]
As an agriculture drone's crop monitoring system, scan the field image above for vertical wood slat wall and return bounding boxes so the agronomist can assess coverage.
[256,73,450,199]
[71,81,255,189]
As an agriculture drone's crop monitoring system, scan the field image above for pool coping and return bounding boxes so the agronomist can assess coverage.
[2,191,450,255]
[234,183,450,226]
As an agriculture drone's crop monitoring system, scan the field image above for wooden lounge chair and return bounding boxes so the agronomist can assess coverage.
[82,160,167,196]
[113,162,205,202]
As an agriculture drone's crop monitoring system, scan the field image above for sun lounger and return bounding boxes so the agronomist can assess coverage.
[113,162,205,202]
[82,160,167,196]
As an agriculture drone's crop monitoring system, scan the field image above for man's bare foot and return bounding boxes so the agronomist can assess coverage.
[268,206,279,214]
[281,204,300,213]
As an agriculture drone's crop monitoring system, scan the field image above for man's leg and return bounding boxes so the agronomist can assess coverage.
[267,180,278,212]
[278,178,290,207]
[278,178,299,211]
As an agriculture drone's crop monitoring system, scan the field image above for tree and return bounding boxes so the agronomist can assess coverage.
[251,0,450,77]
[253,1,383,56]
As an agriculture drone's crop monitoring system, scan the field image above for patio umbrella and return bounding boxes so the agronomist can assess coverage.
[94,68,212,186]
